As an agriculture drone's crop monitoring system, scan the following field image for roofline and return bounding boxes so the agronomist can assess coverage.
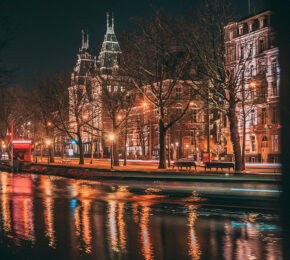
[238,10,273,23]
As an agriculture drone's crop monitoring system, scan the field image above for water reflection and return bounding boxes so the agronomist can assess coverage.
[0,172,283,259]
[41,175,56,248]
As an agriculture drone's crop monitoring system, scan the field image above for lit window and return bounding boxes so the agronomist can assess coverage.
[251,136,256,152]
[251,110,256,125]
[273,135,279,152]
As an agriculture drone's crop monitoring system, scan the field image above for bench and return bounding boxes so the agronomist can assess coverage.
[173,161,197,171]
[205,162,235,171]
[60,159,71,163]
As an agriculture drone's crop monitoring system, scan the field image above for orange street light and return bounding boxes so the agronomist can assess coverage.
[47,122,52,126]
[143,101,147,107]
[250,82,256,87]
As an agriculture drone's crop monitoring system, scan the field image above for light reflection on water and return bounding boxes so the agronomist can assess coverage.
[0,172,283,260]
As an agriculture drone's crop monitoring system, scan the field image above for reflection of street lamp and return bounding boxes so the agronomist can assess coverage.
[109,134,114,169]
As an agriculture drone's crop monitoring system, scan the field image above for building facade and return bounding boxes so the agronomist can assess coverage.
[224,10,280,163]
[67,11,280,163]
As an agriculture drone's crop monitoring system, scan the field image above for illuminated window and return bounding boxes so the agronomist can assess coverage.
[251,109,256,125]
[251,136,256,152]
[273,135,279,152]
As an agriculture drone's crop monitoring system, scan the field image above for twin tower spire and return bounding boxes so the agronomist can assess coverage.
[81,12,114,50]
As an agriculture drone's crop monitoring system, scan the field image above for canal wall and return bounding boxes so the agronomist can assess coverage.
[14,163,281,184]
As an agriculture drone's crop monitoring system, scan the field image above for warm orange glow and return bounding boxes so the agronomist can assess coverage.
[140,206,153,260]
[46,139,51,145]
[250,82,256,87]
[118,115,122,120]
[109,134,115,141]
[47,122,52,126]
[187,205,201,260]
[143,101,147,107]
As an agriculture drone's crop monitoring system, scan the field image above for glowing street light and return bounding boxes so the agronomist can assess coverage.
[250,82,256,88]
[46,139,51,145]
[109,134,115,169]
[143,101,147,107]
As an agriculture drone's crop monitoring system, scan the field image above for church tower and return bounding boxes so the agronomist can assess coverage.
[98,13,121,75]
[71,30,96,85]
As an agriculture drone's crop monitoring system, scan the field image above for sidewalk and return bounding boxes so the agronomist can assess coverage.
[35,157,281,175]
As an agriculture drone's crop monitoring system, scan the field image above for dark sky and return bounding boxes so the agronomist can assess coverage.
[1,0,267,90]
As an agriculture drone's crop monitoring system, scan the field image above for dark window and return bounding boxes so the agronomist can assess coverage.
[261,108,266,124]
[176,87,182,99]
[259,39,265,53]
[240,46,244,59]
[249,43,253,57]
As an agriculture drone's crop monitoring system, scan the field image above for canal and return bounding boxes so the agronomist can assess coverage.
[0,172,282,259]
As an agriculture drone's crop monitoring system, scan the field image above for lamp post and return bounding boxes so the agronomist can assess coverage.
[109,134,114,169]
[46,139,51,164]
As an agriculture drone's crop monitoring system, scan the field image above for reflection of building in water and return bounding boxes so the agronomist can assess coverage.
[223,216,282,260]
[12,175,35,242]
[187,205,201,260]
[0,173,12,233]
[107,187,128,257]
[41,175,56,248]
[71,182,93,254]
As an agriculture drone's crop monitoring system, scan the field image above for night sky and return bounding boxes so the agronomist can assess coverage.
[1,0,268,90]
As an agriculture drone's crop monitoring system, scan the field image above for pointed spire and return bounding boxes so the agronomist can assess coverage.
[106,12,110,30]
[112,12,114,30]
[81,29,85,49]
[86,30,89,49]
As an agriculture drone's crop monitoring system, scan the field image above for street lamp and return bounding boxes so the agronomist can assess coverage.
[250,81,256,88]
[46,139,51,164]
[109,134,114,169]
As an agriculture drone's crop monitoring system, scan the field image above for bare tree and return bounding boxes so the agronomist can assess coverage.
[119,13,194,169]
[93,72,136,166]
[181,0,257,170]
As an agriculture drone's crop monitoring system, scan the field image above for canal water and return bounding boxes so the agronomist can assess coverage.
[0,172,282,259]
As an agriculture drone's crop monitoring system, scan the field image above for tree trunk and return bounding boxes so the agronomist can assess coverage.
[167,132,171,167]
[158,120,166,169]
[228,98,244,171]
[112,120,119,166]
[77,132,84,165]
[49,144,55,163]
[241,115,246,170]
[113,137,119,166]
[124,121,128,166]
